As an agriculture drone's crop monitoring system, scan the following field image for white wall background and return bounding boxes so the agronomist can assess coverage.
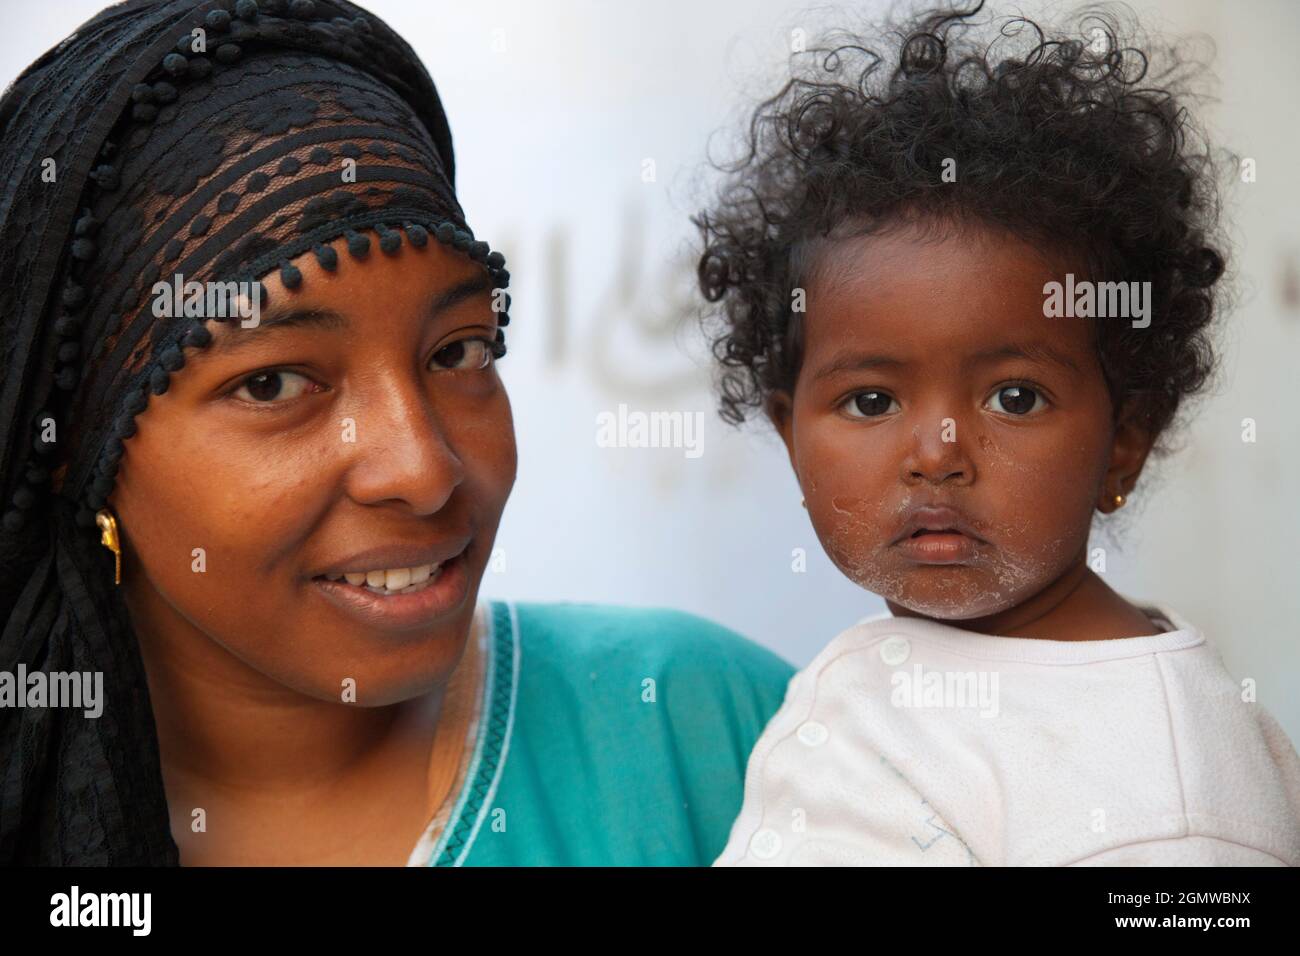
[4,0,1297,741]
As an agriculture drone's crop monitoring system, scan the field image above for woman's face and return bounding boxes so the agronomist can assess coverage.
[108,235,516,705]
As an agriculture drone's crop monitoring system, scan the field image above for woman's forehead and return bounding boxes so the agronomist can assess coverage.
[193,239,493,351]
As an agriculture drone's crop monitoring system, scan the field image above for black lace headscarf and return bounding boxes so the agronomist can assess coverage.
[0,0,511,864]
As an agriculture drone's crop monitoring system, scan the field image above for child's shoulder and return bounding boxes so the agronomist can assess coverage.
[723,605,1300,865]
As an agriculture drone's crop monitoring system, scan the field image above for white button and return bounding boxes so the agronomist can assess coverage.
[749,828,782,861]
[797,720,829,747]
[879,636,911,666]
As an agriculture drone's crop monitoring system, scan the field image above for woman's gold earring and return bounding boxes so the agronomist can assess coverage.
[1113,494,1126,509]
[95,509,122,585]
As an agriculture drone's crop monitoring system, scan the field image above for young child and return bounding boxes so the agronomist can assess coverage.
[696,2,1300,865]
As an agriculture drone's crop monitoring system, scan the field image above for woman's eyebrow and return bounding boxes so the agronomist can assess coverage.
[429,273,493,317]
[206,274,493,357]
[207,307,347,356]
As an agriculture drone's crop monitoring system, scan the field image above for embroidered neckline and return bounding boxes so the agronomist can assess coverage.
[419,600,519,866]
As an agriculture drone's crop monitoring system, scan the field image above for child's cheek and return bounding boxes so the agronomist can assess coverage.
[815,493,889,586]
[800,451,926,608]
[888,430,1101,619]
[800,424,1104,619]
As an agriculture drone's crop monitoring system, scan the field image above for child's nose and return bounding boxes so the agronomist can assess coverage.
[899,419,975,488]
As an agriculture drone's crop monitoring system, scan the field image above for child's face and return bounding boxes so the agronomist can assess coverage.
[770,221,1149,622]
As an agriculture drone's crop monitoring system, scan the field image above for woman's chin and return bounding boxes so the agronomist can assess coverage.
[241,612,475,706]
[287,659,463,708]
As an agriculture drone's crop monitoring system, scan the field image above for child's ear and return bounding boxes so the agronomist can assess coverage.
[765,390,800,477]
[1100,405,1155,513]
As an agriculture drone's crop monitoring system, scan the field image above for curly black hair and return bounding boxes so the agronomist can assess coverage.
[695,1,1228,446]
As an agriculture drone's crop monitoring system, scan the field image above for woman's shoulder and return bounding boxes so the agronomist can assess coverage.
[503,598,793,685]
[497,599,795,735]
[462,600,794,865]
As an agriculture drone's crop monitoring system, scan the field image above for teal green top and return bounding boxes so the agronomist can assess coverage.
[417,600,794,866]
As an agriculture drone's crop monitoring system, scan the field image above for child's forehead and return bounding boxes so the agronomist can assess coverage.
[807,219,1066,292]
[806,225,1081,332]
[800,223,1091,358]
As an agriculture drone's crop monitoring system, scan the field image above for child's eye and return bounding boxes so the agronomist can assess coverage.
[430,337,499,371]
[232,369,320,404]
[986,384,1044,415]
[842,390,898,418]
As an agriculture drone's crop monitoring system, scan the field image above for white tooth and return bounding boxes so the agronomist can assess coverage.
[409,564,432,584]
[365,569,386,587]
[344,572,367,586]
[385,567,412,590]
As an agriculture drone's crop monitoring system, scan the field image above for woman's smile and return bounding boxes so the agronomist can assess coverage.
[310,546,471,633]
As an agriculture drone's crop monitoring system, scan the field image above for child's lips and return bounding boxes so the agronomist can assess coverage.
[894,530,981,564]
[891,504,986,542]
[890,504,987,563]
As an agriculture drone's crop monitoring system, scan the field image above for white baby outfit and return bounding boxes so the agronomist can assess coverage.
[716,606,1300,866]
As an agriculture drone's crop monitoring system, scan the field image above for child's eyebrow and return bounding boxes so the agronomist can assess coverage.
[812,352,908,381]
[966,343,1082,374]
[811,341,1083,382]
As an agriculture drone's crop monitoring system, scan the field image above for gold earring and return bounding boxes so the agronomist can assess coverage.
[95,508,121,586]
[1113,493,1126,509]
[801,498,807,509]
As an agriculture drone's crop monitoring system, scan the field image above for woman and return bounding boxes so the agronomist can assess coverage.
[0,0,791,865]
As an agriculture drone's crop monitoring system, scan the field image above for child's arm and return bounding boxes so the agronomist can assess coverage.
[1070,837,1288,866]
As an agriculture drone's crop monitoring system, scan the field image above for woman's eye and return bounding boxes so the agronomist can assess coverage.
[987,385,1043,415]
[232,369,318,404]
[430,337,495,371]
[843,390,898,418]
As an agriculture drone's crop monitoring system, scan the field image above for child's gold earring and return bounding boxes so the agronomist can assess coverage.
[1113,493,1126,509]
[95,508,122,586]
